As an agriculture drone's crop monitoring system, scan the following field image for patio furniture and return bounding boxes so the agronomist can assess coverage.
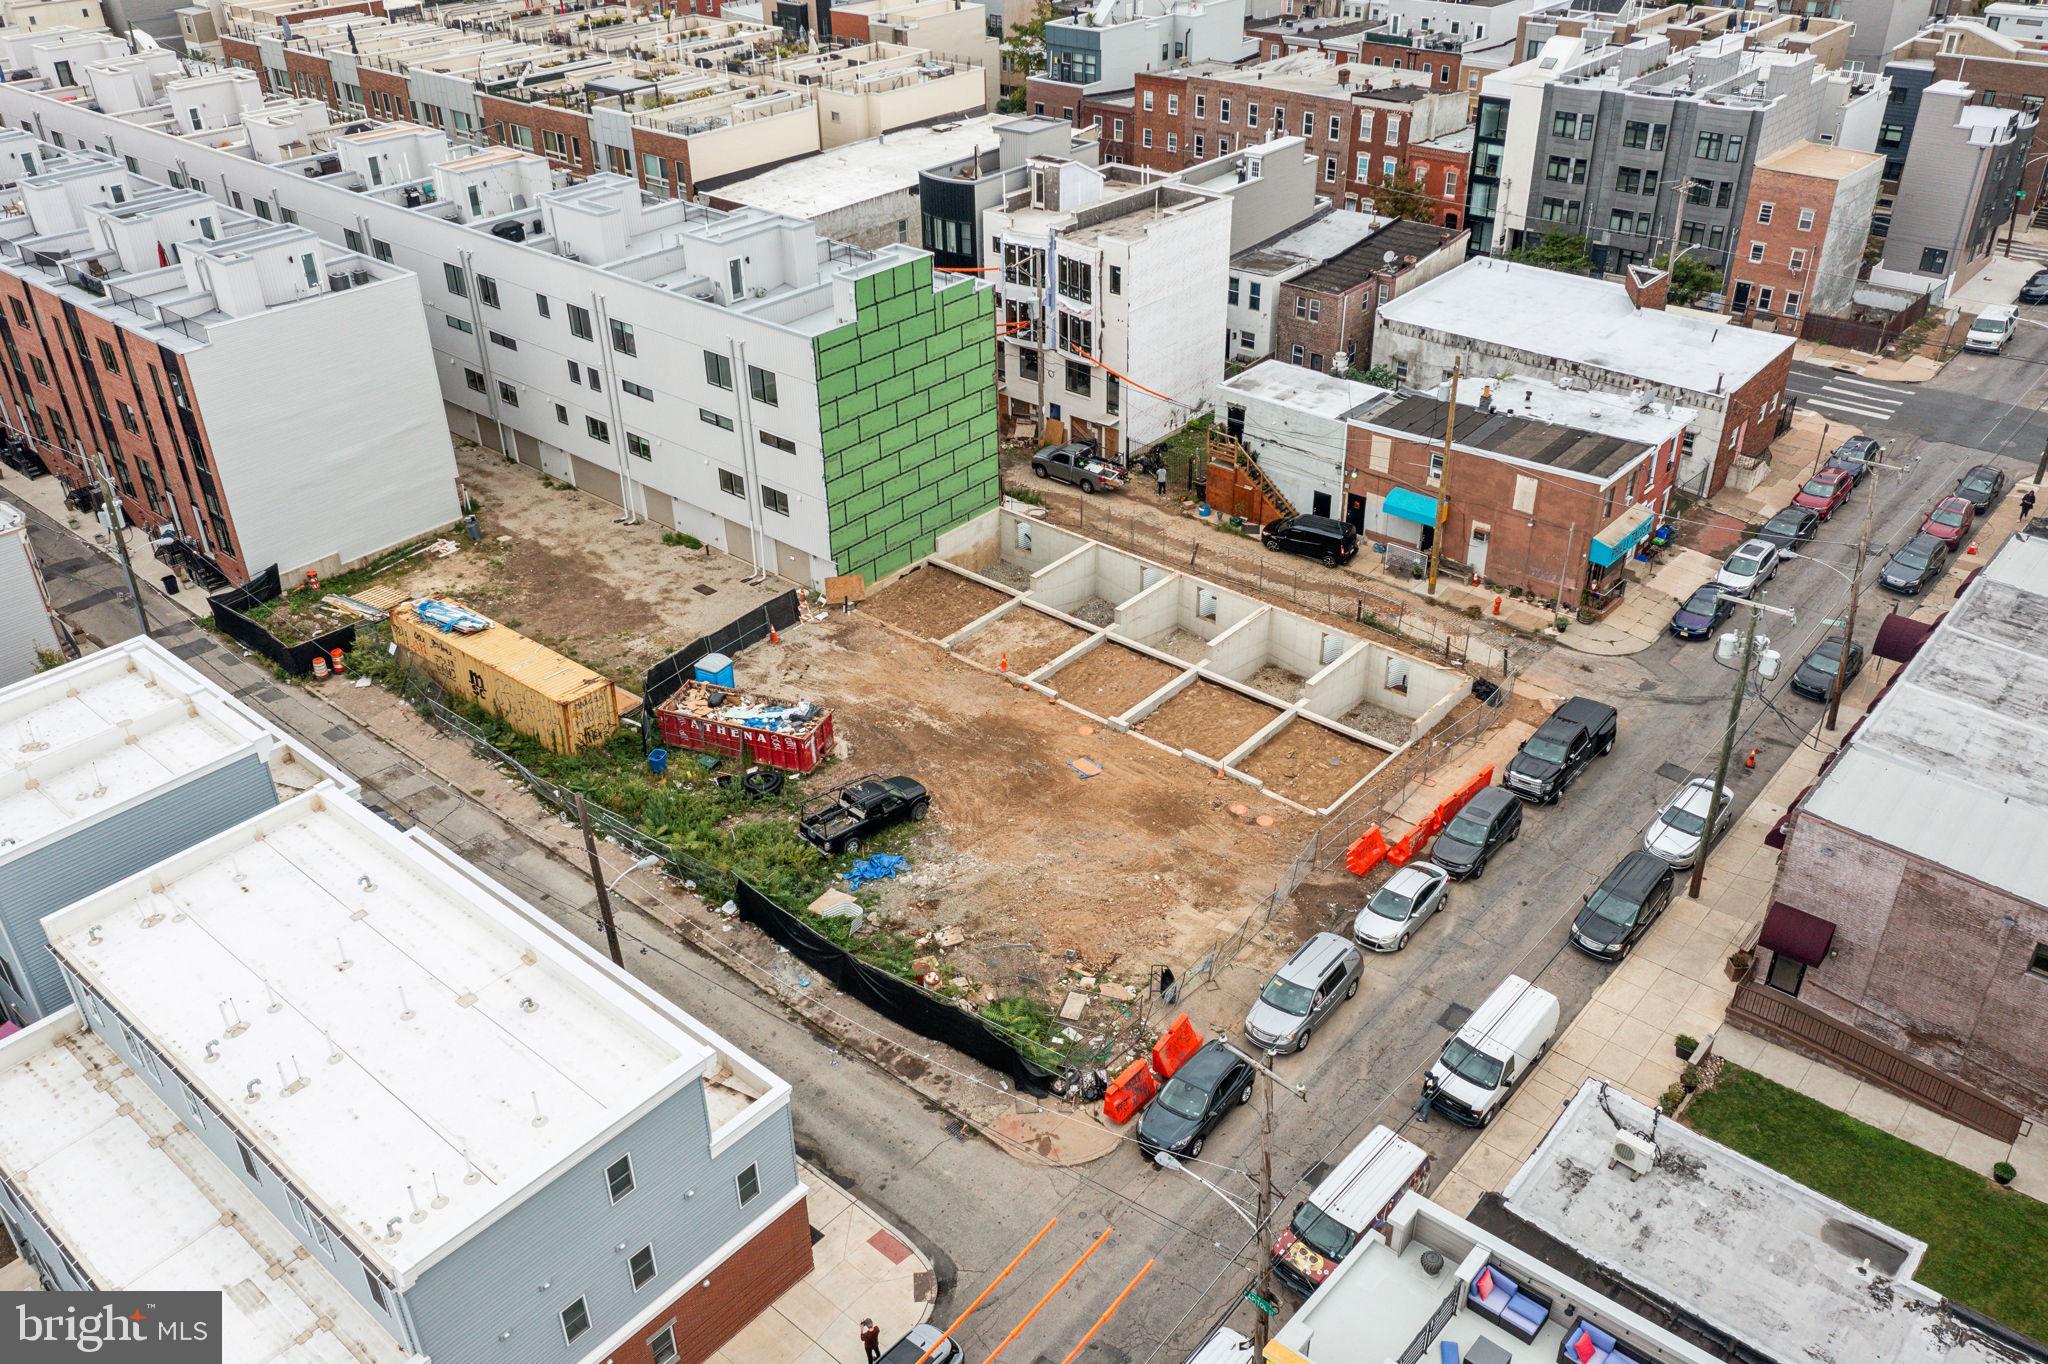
[1467,1263,1553,1343]
[1561,1321,1646,1364]
[1467,1337,1513,1364]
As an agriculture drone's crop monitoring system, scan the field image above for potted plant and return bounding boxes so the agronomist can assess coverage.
[1680,1063,1702,1093]
[1994,1162,2017,1187]
[1675,1033,1699,1061]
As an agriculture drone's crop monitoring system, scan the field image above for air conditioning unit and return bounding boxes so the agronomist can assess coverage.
[1610,1135,1657,1180]
[327,270,351,291]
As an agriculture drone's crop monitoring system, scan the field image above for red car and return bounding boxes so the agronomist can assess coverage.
[1792,468,1853,520]
[1921,495,1975,546]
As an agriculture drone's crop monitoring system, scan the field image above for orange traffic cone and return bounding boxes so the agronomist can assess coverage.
[1967,542,1979,556]
[329,647,345,676]
[305,568,321,591]
[1744,748,1757,770]
[999,652,1009,673]
[311,655,329,679]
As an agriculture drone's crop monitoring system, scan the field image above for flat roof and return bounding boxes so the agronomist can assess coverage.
[0,638,287,863]
[1801,532,2048,906]
[1377,258,1793,394]
[1447,373,1696,447]
[1361,393,1649,478]
[1220,359,1386,419]
[1504,1082,2015,1364]
[707,114,1009,211]
[1757,139,1884,179]
[0,1019,411,1364]
[41,789,714,1284]
[1233,206,1390,274]
[1292,218,1456,293]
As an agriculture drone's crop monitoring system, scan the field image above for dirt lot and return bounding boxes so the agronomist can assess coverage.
[1145,626,1211,664]
[1042,642,1183,717]
[1238,717,1386,810]
[731,614,1311,986]
[861,565,1011,638]
[1135,679,1282,759]
[953,606,1090,675]
[1336,697,1416,745]
[1244,662,1307,702]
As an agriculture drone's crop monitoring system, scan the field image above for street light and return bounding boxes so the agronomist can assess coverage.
[1152,1151,1260,1231]
[606,853,661,893]
[1690,594,1796,900]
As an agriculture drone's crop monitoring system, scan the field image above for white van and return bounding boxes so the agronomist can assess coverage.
[1422,975,1559,1126]
[1270,1126,1431,1297]
[1967,304,2018,355]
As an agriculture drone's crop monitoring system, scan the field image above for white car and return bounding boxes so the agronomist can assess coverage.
[1966,304,2016,355]
[1641,777,1734,868]
[1715,538,1780,595]
[1354,862,1450,952]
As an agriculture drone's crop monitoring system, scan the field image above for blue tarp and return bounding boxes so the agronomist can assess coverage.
[1383,487,1440,526]
[844,854,909,888]
[415,599,490,634]
[1589,505,1656,567]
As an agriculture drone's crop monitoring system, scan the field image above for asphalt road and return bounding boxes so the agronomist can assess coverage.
[10,322,2039,1364]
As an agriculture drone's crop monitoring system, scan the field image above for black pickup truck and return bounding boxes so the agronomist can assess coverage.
[797,775,930,855]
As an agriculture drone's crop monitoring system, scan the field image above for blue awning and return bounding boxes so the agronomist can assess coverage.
[1383,487,1440,526]
[1589,504,1655,567]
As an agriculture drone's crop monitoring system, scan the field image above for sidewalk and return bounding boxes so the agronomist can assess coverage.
[1793,341,1942,383]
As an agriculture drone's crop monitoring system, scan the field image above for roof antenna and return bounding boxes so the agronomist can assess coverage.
[266,982,283,1014]
[531,1092,548,1129]
[460,1142,482,1185]
[334,937,353,972]
[140,895,165,929]
[399,986,415,1022]
[204,1040,220,1062]
[284,1056,308,1096]
[408,1186,427,1224]
[221,998,249,1038]
[431,1174,449,1210]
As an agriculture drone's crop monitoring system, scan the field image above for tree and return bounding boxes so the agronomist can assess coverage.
[1652,253,1725,307]
[1350,364,1401,388]
[1002,0,1055,82]
[1507,231,1594,275]
[1362,168,1437,223]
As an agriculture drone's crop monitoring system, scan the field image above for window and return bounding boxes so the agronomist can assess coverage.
[1193,136,1204,158]
[1695,130,1723,160]
[1551,110,1578,138]
[2031,943,2048,979]
[762,485,790,516]
[561,1299,590,1344]
[1748,241,1765,264]
[555,403,568,425]
[568,304,593,340]
[1167,132,1178,153]
[1113,118,1124,140]
[536,293,551,318]
[1228,276,1240,306]
[1329,114,1341,141]
[704,352,733,389]
[1784,291,1801,318]
[1247,104,1259,129]
[445,316,473,335]
[118,402,139,433]
[1219,98,1231,123]
[443,263,466,297]
[702,409,735,431]
[181,1082,205,1128]
[1142,89,1154,111]
[630,1245,658,1290]
[1757,286,1774,312]
[610,319,636,355]
[627,432,652,460]
[1195,94,1206,117]
[1765,951,1805,996]
[588,369,601,392]
[1788,249,1807,272]
[1756,202,1774,225]
[1291,343,1306,364]
[748,366,779,405]
[1797,207,1815,232]
[1920,247,1950,274]
[606,1154,635,1202]
[737,1162,761,1206]
[761,431,797,454]
[624,379,653,401]
[1247,281,1261,311]
[1142,128,1154,149]
[1725,134,1744,162]
[477,276,500,309]
[1512,474,1537,514]
[567,360,582,384]
[463,368,486,394]
[720,470,745,498]
[238,1141,261,1181]
[586,417,610,442]
[1108,265,1122,295]
[1623,120,1650,148]
[95,338,119,372]
[1324,157,1337,183]
[650,1325,678,1364]
[1428,448,1444,485]
[498,382,518,407]
[1168,94,1178,115]
[365,1269,389,1313]
[488,331,516,350]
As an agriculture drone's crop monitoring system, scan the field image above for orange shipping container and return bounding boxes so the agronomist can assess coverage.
[391,601,636,754]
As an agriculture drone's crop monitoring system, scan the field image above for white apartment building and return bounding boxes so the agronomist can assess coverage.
[1040,0,1254,94]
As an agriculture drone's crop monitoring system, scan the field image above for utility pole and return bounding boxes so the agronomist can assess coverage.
[576,792,625,966]
[1827,491,1874,732]
[93,453,150,641]
[1427,357,1461,596]
[2035,436,2047,489]
[1690,603,1760,900]
[1255,1056,1276,1356]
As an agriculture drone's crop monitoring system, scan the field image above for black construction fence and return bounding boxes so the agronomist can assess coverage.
[209,565,356,677]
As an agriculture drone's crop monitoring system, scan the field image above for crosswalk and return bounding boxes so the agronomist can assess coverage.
[1786,367,1908,425]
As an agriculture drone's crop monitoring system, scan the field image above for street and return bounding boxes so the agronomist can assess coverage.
[9,319,2039,1364]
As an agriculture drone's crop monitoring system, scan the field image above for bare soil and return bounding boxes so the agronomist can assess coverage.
[1042,643,1183,717]
[1238,717,1386,810]
[1143,626,1212,664]
[861,566,1012,639]
[1336,697,1416,745]
[1137,680,1282,759]
[1244,662,1307,703]
[730,615,1310,982]
[978,558,1035,593]
[953,607,1090,675]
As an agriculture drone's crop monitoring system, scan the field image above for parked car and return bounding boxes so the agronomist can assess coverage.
[1031,442,1125,494]
[1261,513,1358,566]
[1668,583,1734,641]
[796,774,929,855]
[2023,270,2048,306]
[1715,538,1780,595]
[1879,532,1951,595]
[1753,505,1821,552]
[1421,976,1559,1126]
[1789,636,1866,702]
[1503,697,1617,803]
[881,1327,965,1364]
[1641,777,1733,868]
[1429,788,1522,879]
[1269,1126,1428,1298]
[1354,862,1449,951]
[1823,436,1882,485]
[1792,468,1854,520]
[1966,303,2018,354]
[1920,495,1975,547]
[1136,1040,1255,1161]
[1955,463,2008,513]
[1243,932,1362,1053]
[1569,851,1676,961]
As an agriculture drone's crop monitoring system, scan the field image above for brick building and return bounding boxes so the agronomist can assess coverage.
[1730,140,1883,334]
[1405,127,1472,226]
[1271,217,1467,369]
[1247,15,1475,100]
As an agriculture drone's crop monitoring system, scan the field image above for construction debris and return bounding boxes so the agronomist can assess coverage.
[844,854,909,888]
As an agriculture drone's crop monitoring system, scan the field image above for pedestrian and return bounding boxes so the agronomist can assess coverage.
[2023,488,2039,520]
[861,1319,882,1364]
[1155,461,1169,497]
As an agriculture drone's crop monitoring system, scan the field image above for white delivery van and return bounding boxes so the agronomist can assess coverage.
[1966,304,2018,355]
[1422,975,1559,1126]
[1270,1125,1431,1297]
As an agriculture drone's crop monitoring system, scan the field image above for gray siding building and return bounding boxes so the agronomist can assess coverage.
[1880,78,2036,280]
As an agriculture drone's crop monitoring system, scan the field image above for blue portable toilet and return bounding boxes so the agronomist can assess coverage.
[694,652,735,687]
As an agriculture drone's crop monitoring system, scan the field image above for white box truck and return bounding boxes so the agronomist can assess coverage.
[1422,975,1559,1126]
[1270,1125,1431,1297]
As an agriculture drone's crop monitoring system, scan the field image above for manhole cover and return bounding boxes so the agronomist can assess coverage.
[1655,762,1693,784]
[323,724,352,741]
[1302,1159,1332,1187]
[692,583,717,596]
[1436,1002,1473,1031]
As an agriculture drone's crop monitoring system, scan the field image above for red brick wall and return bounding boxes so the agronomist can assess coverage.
[1404,144,1471,227]
[829,8,871,41]
[358,67,412,122]
[482,95,598,176]
[282,49,338,108]
[1730,166,1834,332]
[220,36,263,84]
[1025,78,1136,163]
[1272,280,1374,370]
[630,127,693,196]
[1715,345,1795,483]
[606,1197,814,1364]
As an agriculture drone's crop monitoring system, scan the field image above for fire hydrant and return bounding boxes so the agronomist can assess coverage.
[1493,595,1503,616]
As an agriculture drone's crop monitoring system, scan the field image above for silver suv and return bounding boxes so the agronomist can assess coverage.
[1243,932,1363,1054]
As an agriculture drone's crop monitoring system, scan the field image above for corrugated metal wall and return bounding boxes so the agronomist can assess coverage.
[0,753,280,1020]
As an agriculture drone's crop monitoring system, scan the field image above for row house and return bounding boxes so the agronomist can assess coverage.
[1271,216,1466,370]
[1730,140,1883,333]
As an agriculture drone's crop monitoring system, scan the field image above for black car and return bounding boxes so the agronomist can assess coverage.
[1136,1041,1254,1162]
[1568,851,1675,962]
[1879,532,1950,595]
[1668,584,1734,640]
[1429,787,1522,880]
[1955,464,2007,513]
[1789,636,1865,702]
[1823,436,1881,486]
[1753,505,1821,553]
[2023,271,2048,305]
[1502,696,1617,803]
[1261,514,1357,566]
[796,774,929,855]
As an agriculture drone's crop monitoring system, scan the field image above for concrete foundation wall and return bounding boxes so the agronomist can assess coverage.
[935,506,1002,572]
[1113,574,1180,643]
[1204,607,1275,680]
[1001,513,1090,576]
[1025,542,1152,614]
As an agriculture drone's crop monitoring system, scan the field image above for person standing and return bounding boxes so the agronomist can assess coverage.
[1155,461,1169,497]
[2022,487,2038,521]
[861,1319,882,1364]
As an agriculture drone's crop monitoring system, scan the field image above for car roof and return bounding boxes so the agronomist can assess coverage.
[1765,506,1814,524]
[1384,865,1442,896]
[1933,496,1971,510]
[1463,786,1519,816]
[1807,636,1849,658]
[1962,465,1998,480]
[1176,1040,1243,1086]
[1730,538,1773,556]
[1670,778,1721,812]
[1279,932,1354,982]
[1899,532,1944,554]
[1290,514,1348,531]
[1598,849,1672,897]
[1807,468,1849,484]
[1554,696,1617,726]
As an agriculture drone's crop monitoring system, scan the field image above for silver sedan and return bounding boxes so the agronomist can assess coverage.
[1641,778,1733,868]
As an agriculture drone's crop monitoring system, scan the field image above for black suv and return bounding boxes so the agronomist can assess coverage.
[1262,514,1358,566]
[1878,532,1950,596]
[1429,787,1522,880]
[1503,697,1617,803]
[1569,851,1675,962]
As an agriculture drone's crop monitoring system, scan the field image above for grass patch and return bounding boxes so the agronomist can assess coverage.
[1685,1063,2048,1339]
[1151,414,1213,483]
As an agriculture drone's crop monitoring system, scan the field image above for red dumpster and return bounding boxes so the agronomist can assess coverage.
[656,682,834,774]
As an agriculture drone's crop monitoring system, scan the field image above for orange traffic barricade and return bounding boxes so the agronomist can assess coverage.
[1345,826,1387,876]
[1150,1013,1202,1079]
[1102,1058,1159,1124]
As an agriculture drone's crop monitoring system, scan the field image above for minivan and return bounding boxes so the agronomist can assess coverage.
[1428,788,1521,880]
[1966,304,2018,354]
[1569,850,1676,961]
[1243,932,1362,1053]
[1269,1127,1431,1297]
[1422,975,1559,1125]
[1261,514,1358,566]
